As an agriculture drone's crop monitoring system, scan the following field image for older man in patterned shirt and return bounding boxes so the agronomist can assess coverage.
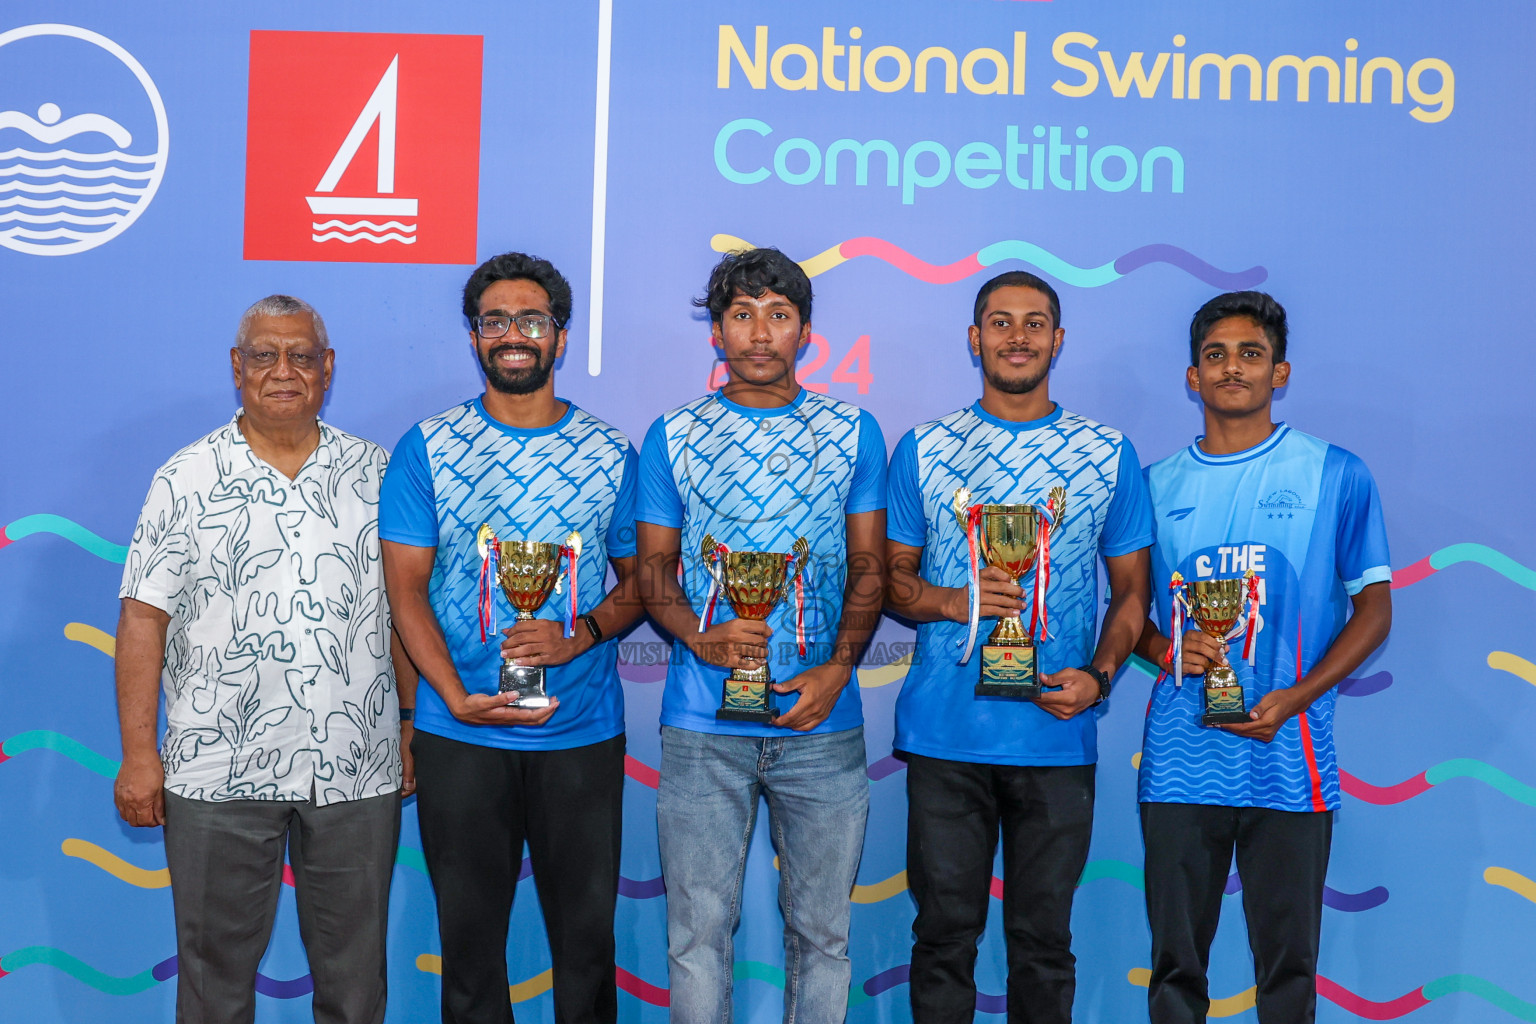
[114,295,411,1024]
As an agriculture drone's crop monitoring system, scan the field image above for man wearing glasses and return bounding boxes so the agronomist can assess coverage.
[115,295,408,1024]
[381,252,643,1023]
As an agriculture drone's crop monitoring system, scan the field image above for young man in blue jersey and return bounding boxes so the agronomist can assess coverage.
[885,271,1154,1023]
[636,247,887,1021]
[380,252,644,1024]
[1134,291,1392,1024]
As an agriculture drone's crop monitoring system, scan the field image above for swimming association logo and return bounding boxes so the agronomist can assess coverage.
[0,24,169,257]
[242,31,482,264]
[1257,488,1309,519]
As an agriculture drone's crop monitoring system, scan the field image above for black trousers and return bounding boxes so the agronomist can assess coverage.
[906,754,1096,1024]
[412,730,625,1024]
[1141,802,1333,1024]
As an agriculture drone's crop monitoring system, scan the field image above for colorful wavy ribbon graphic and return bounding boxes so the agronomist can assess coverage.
[1342,759,1536,807]
[0,514,126,562]
[415,955,674,1006]
[842,860,1386,910]
[1489,652,1536,687]
[1391,542,1536,591]
[857,653,912,688]
[0,949,311,997]
[0,729,119,773]
[60,831,1368,911]
[1128,967,1536,1021]
[18,726,1535,816]
[19,942,1527,1017]
[63,622,116,657]
[1485,866,1536,905]
[710,234,1267,290]
[63,834,671,900]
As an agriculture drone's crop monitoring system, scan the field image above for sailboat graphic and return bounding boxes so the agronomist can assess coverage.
[306,55,417,245]
[0,101,158,250]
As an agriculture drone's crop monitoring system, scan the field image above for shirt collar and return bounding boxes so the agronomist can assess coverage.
[221,410,335,474]
[968,400,1063,432]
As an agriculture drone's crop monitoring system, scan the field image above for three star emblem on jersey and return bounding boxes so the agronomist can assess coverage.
[242,30,482,264]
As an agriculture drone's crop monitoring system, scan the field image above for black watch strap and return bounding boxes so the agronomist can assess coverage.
[1082,665,1112,703]
[580,613,603,643]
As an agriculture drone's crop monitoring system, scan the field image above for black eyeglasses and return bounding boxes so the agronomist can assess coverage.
[471,313,561,340]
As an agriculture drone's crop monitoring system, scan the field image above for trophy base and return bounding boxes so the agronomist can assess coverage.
[1202,681,1248,727]
[975,681,1042,700]
[500,662,551,708]
[716,674,777,723]
[716,707,779,723]
[977,642,1040,701]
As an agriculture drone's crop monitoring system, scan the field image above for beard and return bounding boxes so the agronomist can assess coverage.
[982,351,1050,395]
[481,341,556,395]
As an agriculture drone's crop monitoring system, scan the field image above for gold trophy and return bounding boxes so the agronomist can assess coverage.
[953,486,1066,700]
[477,524,579,709]
[699,534,809,722]
[1187,578,1250,726]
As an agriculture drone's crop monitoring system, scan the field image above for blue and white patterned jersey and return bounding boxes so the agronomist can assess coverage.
[888,403,1153,766]
[636,389,886,737]
[379,398,636,751]
[1139,424,1390,811]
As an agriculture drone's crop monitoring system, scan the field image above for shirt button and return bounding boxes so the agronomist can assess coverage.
[305,628,312,635]
[293,531,301,538]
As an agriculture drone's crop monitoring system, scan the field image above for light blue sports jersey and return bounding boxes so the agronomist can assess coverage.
[1139,424,1391,811]
[888,403,1153,766]
[379,398,636,751]
[636,389,886,737]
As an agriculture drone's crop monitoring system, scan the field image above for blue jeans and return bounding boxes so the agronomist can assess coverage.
[657,725,869,1024]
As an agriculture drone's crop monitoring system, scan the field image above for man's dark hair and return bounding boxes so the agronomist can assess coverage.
[972,271,1061,330]
[461,252,573,326]
[693,247,812,324]
[1189,291,1288,365]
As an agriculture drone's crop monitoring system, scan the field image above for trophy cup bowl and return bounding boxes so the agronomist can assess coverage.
[1188,577,1249,725]
[493,539,565,707]
[978,505,1042,641]
[701,534,809,722]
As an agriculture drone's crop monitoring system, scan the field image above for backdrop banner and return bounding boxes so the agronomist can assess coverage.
[2,2,1532,1022]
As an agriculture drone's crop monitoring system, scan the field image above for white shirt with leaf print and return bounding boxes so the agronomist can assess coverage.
[120,412,400,804]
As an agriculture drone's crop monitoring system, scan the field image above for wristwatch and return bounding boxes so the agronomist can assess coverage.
[1081,665,1112,705]
[580,613,604,644]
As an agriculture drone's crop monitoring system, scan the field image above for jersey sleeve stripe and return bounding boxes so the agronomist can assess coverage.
[1344,564,1393,595]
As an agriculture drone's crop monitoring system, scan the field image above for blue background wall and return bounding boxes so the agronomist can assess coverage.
[2,1,1533,1021]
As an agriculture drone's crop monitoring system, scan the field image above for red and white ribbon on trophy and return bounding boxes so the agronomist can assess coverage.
[698,540,731,632]
[1166,571,1191,688]
[786,549,808,657]
[1031,493,1061,642]
[1238,569,1261,664]
[560,532,582,639]
[478,535,501,644]
[957,501,986,664]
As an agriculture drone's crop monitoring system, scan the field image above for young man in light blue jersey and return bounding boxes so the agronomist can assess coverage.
[885,271,1153,1023]
[1133,291,1392,1024]
[636,247,887,1022]
[380,252,644,1024]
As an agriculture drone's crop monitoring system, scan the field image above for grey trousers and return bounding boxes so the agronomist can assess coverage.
[162,789,402,1024]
